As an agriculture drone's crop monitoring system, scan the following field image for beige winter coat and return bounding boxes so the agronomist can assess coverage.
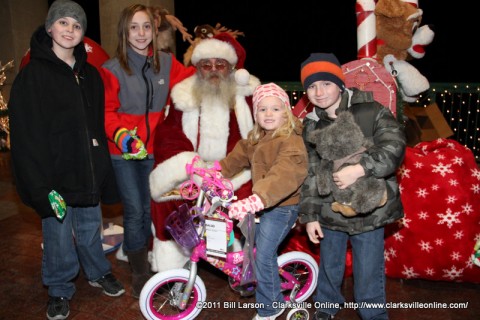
[220,119,308,208]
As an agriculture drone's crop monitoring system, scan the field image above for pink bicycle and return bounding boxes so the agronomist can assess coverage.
[140,158,318,320]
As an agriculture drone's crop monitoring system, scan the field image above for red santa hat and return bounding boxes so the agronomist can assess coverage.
[191,32,246,69]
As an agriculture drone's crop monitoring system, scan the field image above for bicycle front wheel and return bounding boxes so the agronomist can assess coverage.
[278,251,318,303]
[139,269,207,320]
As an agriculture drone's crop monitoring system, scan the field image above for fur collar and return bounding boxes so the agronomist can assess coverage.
[170,73,259,161]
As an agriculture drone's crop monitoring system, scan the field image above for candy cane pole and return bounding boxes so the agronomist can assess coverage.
[356,0,377,59]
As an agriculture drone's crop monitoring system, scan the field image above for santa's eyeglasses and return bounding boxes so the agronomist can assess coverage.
[198,59,230,71]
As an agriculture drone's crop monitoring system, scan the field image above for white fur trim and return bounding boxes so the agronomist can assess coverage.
[171,76,198,113]
[235,69,250,85]
[171,72,259,153]
[235,74,260,138]
[230,169,252,191]
[151,239,190,273]
[150,151,198,202]
[191,38,238,66]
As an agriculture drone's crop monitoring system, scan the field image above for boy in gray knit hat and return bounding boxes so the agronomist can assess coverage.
[9,1,125,320]
[45,0,87,35]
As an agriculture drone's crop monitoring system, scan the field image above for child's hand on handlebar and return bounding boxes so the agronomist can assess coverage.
[228,194,264,221]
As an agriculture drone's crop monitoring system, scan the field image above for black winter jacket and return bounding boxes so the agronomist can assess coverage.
[298,88,406,235]
[8,26,118,219]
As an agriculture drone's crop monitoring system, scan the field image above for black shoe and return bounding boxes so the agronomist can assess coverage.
[314,310,334,320]
[46,296,70,320]
[89,273,125,297]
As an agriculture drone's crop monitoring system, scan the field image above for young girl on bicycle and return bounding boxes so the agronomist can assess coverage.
[220,83,308,320]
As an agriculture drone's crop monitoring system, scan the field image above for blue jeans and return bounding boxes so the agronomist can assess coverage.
[255,205,298,317]
[316,227,387,320]
[42,204,111,299]
[112,158,153,252]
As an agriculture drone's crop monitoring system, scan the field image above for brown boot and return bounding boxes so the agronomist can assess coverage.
[125,247,152,298]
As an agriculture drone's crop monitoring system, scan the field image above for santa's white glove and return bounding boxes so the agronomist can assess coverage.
[228,194,264,221]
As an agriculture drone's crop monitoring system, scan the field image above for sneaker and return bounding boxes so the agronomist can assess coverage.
[314,310,334,320]
[89,273,125,297]
[252,308,285,320]
[46,296,70,320]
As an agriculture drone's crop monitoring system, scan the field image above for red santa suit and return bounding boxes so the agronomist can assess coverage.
[148,33,260,272]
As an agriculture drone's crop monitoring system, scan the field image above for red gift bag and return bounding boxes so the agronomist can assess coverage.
[385,139,480,283]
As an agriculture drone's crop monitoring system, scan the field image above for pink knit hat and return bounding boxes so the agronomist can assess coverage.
[252,83,291,119]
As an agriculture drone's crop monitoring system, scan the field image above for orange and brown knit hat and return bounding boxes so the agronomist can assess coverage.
[300,53,345,91]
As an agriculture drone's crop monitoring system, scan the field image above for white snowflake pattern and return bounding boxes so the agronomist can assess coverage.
[466,258,475,269]
[418,211,429,220]
[471,168,480,180]
[418,240,433,252]
[402,265,420,279]
[446,141,456,149]
[84,43,93,53]
[446,195,457,204]
[471,184,480,194]
[442,265,463,280]
[393,232,404,242]
[437,208,461,228]
[384,249,391,261]
[434,238,444,246]
[397,165,411,179]
[414,161,424,169]
[436,154,446,160]
[425,268,435,276]
[451,251,462,261]
[461,203,473,215]
[399,216,412,228]
[388,247,397,258]
[452,156,464,165]
[416,188,429,198]
[431,162,454,177]
[448,179,459,187]
[431,184,439,191]
[453,230,464,239]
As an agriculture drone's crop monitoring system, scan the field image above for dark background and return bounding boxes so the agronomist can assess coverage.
[174,0,478,83]
[64,0,478,83]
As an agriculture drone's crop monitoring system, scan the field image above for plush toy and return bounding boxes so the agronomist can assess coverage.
[307,112,387,217]
[151,6,194,53]
[375,0,434,102]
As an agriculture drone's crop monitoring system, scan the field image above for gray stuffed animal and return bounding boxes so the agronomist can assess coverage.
[307,111,387,217]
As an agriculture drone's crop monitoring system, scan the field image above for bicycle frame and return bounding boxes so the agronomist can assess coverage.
[174,193,304,310]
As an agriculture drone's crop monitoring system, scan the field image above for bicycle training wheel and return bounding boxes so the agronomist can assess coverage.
[139,269,206,320]
[286,308,310,320]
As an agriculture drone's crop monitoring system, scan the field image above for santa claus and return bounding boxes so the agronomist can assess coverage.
[149,32,260,272]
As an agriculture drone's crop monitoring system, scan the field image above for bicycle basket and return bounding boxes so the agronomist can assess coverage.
[165,203,201,250]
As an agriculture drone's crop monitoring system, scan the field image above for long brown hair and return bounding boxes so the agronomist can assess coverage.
[115,4,160,75]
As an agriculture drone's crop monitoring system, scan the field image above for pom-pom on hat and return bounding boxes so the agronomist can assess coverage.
[252,83,291,120]
[45,0,87,35]
[300,53,346,91]
[191,32,246,69]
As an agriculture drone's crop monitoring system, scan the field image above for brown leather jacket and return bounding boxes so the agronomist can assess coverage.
[220,118,308,208]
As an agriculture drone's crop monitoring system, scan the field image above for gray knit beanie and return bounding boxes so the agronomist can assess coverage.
[45,0,87,35]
